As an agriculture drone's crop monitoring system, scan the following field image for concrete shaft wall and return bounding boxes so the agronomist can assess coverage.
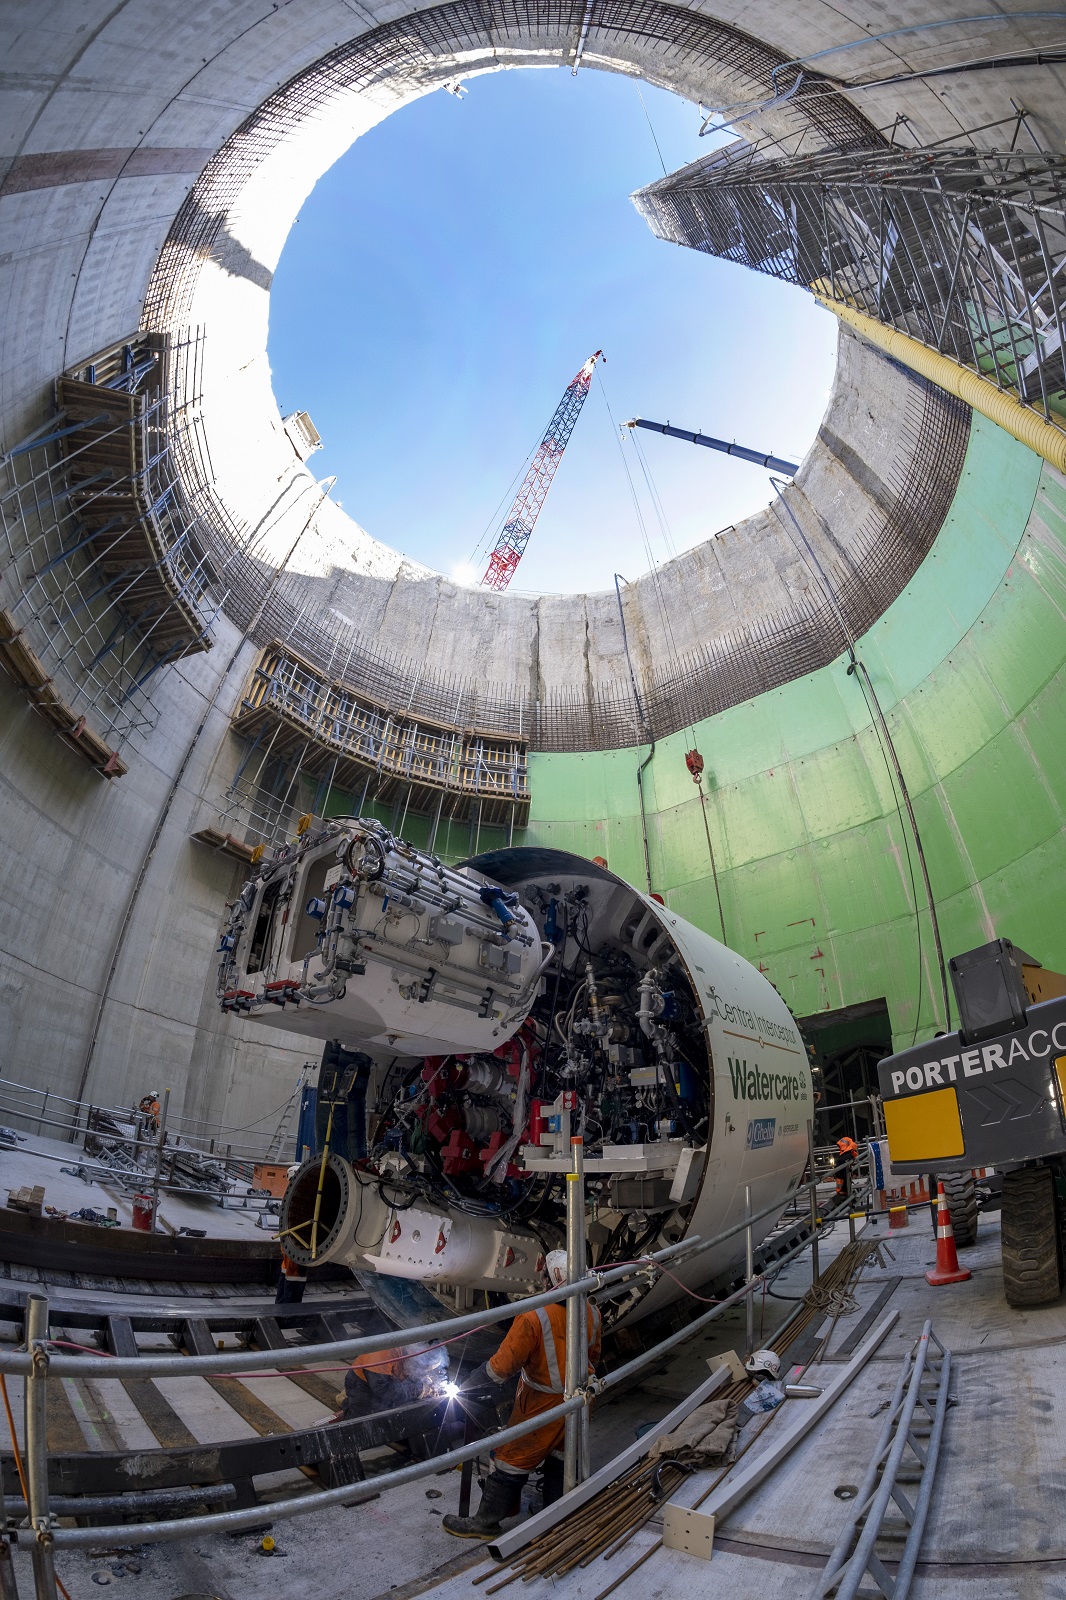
[0,2,1064,1133]
[522,426,1066,1047]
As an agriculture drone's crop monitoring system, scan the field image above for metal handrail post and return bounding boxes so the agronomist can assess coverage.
[808,1120,821,1287]
[744,1184,755,1359]
[574,1138,590,1482]
[563,1136,588,1492]
[25,1296,56,1600]
[41,1200,853,1553]
[0,1402,19,1600]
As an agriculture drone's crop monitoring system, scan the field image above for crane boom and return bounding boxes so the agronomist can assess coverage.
[482,351,603,591]
[625,417,798,476]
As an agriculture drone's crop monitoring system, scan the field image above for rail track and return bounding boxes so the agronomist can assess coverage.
[0,1190,858,1527]
[0,1283,507,1521]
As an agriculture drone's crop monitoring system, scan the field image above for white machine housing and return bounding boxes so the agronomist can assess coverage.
[219,828,812,1321]
[216,818,549,1056]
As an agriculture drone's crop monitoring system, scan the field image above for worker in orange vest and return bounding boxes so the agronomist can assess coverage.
[443,1250,601,1538]
[275,1250,308,1304]
[836,1137,859,1199]
[138,1093,161,1132]
[335,1343,445,1420]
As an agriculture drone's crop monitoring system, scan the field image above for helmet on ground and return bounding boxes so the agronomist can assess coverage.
[745,1349,781,1379]
[837,1138,858,1156]
[545,1249,569,1287]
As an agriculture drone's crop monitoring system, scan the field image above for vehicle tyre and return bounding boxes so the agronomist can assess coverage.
[1001,1166,1063,1308]
[941,1171,978,1248]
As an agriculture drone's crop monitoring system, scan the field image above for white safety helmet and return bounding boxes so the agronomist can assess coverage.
[745,1349,781,1379]
[286,1165,301,1180]
[545,1249,569,1287]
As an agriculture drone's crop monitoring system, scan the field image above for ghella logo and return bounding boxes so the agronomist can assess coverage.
[746,1117,776,1150]
[727,1057,807,1103]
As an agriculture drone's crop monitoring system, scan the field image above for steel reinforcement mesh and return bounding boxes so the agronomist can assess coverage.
[635,143,1066,424]
[137,0,978,755]
[144,0,879,333]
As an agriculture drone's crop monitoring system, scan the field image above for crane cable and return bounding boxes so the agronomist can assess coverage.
[597,369,728,938]
[625,427,729,943]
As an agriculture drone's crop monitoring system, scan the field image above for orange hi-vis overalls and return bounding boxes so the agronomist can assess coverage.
[485,1299,602,1475]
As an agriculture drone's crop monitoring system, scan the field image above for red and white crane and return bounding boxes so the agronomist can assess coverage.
[481,350,603,591]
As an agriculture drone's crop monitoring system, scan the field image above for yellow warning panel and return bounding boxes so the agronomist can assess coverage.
[883,1087,965,1163]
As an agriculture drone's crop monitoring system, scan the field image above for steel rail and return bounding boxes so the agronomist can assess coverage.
[35,1200,857,1552]
[599,1191,862,1393]
[46,1391,586,1549]
[0,1239,697,1380]
[12,1173,860,1379]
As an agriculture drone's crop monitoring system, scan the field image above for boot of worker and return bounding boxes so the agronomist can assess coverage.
[540,1455,565,1506]
[443,1470,526,1538]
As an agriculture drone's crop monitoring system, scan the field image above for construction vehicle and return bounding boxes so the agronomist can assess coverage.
[481,352,602,590]
[877,939,1066,1306]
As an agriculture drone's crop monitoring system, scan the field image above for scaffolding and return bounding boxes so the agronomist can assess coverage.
[635,143,1066,428]
[213,642,531,849]
[0,335,220,772]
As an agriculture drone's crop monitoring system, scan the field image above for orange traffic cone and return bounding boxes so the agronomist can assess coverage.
[925,1181,971,1286]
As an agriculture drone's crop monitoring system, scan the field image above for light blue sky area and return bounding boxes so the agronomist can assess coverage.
[268,68,837,595]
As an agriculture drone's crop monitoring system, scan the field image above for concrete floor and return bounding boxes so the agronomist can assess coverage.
[10,1205,1066,1599]
[0,1132,273,1239]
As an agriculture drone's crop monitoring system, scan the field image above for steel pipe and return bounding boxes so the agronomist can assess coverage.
[35,1203,853,1554]
[25,1297,57,1600]
[49,1391,586,1549]
[599,1196,855,1393]
[563,1137,589,1492]
[0,1177,856,1382]
[0,1234,702,1379]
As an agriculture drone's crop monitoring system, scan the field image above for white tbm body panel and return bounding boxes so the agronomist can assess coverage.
[216,826,811,1322]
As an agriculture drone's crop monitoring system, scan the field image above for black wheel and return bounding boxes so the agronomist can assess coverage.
[942,1171,978,1248]
[1001,1166,1063,1308]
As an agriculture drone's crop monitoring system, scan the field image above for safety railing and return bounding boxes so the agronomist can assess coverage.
[4,1138,868,1598]
[0,1071,300,1165]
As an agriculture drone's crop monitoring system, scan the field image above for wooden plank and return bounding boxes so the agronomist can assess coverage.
[121,1380,198,1449]
[45,1378,87,1454]
[248,1318,339,1410]
[68,1379,124,1451]
[206,1378,293,1438]
[287,1370,344,1410]
[104,1315,201,1448]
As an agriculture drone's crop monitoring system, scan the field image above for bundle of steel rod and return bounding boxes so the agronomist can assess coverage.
[475,1234,883,1594]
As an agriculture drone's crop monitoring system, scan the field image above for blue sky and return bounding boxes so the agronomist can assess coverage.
[268,68,836,594]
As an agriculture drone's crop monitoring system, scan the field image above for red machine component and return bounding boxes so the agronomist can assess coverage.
[479,1129,522,1179]
[440,1129,481,1175]
[685,749,705,782]
[426,1102,462,1146]
[422,1057,457,1097]
[528,1099,546,1146]
[482,352,603,591]
[493,1021,538,1080]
